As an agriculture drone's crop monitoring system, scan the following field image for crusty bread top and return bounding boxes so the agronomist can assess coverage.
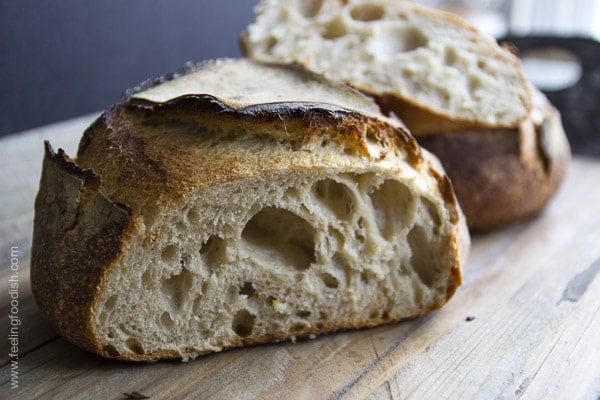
[76,59,426,212]
[241,0,532,131]
[128,59,381,118]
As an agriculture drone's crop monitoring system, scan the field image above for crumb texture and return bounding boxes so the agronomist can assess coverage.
[242,0,530,127]
[95,168,457,360]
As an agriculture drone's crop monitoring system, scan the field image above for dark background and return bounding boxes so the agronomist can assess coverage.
[0,0,256,137]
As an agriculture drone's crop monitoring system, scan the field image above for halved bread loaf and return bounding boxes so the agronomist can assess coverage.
[240,0,532,133]
[31,59,468,361]
[241,0,570,230]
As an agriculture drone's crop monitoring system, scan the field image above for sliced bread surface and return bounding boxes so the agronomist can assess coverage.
[241,0,532,133]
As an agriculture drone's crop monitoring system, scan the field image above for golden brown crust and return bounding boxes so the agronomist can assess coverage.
[75,95,425,212]
[418,104,570,231]
[31,142,136,354]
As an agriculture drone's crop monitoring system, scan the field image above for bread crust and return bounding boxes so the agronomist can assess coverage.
[418,93,570,231]
[31,142,137,354]
[31,60,468,361]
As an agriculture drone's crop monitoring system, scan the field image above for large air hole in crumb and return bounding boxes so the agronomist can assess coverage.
[369,179,414,239]
[444,47,459,66]
[200,235,226,272]
[161,311,175,328]
[469,75,482,93]
[232,309,256,337]
[102,345,119,357]
[407,225,435,286]
[161,244,179,264]
[298,0,323,18]
[322,16,347,39]
[186,207,200,224]
[320,272,340,288]
[291,322,309,332]
[126,338,144,355]
[361,270,372,284]
[241,207,316,271]
[350,4,385,21]
[239,281,257,297]
[285,186,301,199]
[313,179,354,219]
[160,269,194,311]
[372,27,428,58]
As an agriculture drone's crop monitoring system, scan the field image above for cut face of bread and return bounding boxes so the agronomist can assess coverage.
[31,59,468,361]
[241,0,532,132]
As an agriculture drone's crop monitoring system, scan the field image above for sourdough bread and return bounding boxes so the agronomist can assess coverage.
[31,59,469,361]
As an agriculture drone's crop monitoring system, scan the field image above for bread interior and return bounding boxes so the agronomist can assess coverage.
[94,168,452,360]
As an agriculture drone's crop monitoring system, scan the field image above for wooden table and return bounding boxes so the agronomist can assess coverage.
[1,114,599,400]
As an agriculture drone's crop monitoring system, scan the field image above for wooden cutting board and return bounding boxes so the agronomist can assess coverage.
[1,114,599,399]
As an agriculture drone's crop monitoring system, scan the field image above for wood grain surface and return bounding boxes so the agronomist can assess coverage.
[0,115,599,400]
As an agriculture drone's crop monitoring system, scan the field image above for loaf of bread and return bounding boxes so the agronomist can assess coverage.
[241,0,570,230]
[31,59,469,361]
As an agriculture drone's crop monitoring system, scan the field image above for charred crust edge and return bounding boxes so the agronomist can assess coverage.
[44,140,100,189]
[33,142,135,353]
[125,94,423,164]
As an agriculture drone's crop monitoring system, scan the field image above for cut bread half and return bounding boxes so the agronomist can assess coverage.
[241,0,532,133]
[418,88,570,231]
[241,1,570,230]
[31,59,468,362]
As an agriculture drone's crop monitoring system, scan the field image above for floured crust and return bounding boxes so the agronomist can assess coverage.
[31,59,468,361]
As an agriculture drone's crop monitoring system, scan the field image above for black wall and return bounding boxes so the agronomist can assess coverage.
[1,0,256,136]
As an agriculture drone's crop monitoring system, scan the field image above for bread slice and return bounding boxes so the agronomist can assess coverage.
[418,88,570,231]
[240,0,532,133]
[31,59,468,362]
